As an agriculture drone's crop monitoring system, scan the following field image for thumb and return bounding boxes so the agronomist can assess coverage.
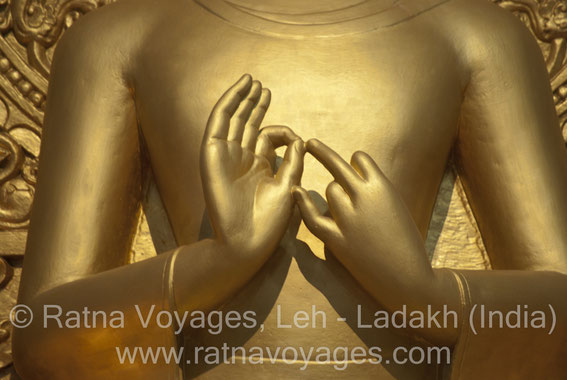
[277,138,305,187]
[292,186,342,244]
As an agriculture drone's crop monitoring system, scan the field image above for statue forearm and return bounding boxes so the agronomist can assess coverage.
[448,268,567,378]
[337,244,567,360]
[171,238,276,319]
[12,238,265,379]
[329,242,462,347]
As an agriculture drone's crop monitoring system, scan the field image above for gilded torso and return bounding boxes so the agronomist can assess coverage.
[114,0,466,377]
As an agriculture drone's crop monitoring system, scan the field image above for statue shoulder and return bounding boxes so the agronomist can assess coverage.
[53,0,180,73]
[429,0,542,72]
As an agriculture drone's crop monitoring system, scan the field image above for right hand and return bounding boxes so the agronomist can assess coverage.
[201,74,305,262]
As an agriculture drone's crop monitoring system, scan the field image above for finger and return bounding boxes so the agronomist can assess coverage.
[242,88,271,151]
[200,141,231,188]
[276,138,305,186]
[306,139,360,195]
[255,125,300,161]
[325,181,351,219]
[204,74,253,141]
[228,80,262,143]
[350,151,381,181]
[292,186,342,243]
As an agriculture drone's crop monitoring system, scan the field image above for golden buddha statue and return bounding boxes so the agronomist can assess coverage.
[3,0,567,378]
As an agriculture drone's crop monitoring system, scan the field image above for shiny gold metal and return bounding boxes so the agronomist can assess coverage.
[1,0,566,379]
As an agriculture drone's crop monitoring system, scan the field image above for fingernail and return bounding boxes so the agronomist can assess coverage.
[306,139,319,150]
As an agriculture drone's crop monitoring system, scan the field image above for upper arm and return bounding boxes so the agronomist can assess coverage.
[453,1,567,271]
[19,5,145,302]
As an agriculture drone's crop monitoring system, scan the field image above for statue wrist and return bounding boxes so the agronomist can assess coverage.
[213,238,273,268]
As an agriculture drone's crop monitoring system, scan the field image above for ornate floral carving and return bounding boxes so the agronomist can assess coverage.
[495,0,567,41]
[0,131,22,183]
[0,0,114,76]
[0,258,14,372]
[494,0,567,141]
[0,320,12,371]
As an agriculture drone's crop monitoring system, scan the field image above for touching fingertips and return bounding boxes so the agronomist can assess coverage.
[305,138,321,152]
[292,138,306,154]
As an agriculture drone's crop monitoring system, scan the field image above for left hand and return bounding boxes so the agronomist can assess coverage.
[292,139,439,312]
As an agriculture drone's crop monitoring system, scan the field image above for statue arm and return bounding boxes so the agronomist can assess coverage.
[456,0,567,272]
[12,10,303,379]
[9,11,205,379]
[292,3,567,372]
[448,1,567,376]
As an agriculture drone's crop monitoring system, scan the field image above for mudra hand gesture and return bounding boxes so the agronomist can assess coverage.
[201,74,305,263]
[202,75,459,345]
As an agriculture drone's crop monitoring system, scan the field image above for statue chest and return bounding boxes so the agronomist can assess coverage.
[136,26,462,243]
[131,5,461,378]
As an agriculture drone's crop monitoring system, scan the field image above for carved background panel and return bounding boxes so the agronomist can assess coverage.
[0,0,566,378]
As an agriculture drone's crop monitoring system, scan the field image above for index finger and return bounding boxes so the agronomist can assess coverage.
[306,139,360,195]
[204,74,253,141]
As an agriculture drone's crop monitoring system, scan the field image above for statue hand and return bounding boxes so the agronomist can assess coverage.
[292,139,437,309]
[201,74,305,261]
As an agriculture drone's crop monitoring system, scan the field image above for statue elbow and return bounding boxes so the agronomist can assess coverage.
[11,304,74,379]
[12,324,53,379]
